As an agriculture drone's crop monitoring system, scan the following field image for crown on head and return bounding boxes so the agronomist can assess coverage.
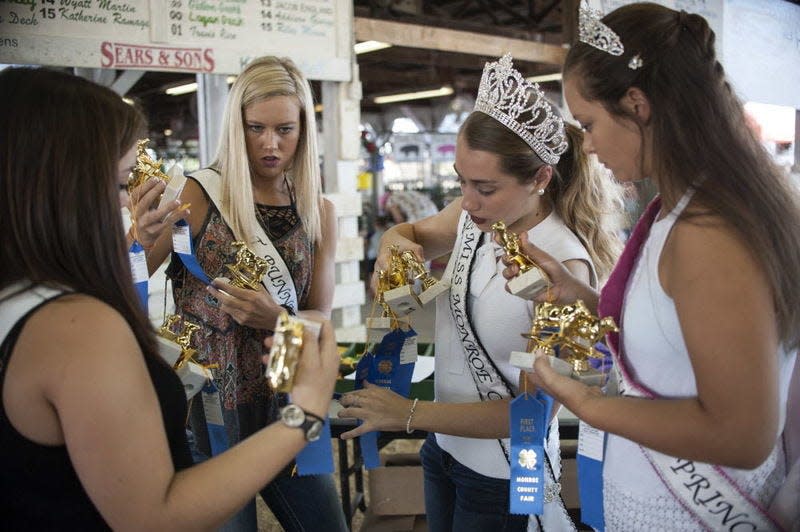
[578,0,624,56]
[474,54,567,165]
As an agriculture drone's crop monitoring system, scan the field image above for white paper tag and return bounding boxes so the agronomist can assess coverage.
[577,420,604,461]
[400,335,418,364]
[172,223,192,255]
[201,386,224,426]
[129,249,148,283]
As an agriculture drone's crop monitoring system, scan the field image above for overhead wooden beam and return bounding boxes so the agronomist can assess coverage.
[354,17,567,66]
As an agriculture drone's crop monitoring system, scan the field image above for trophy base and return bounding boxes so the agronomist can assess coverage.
[176,362,207,400]
[156,336,183,366]
[417,280,450,306]
[385,285,422,316]
[510,351,573,377]
[572,367,607,387]
[510,352,606,385]
[508,269,549,300]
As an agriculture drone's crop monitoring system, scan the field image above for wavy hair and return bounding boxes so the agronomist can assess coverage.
[461,110,623,280]
[0,67,158,360]
[213,56,322,243]
[564,2,800,349]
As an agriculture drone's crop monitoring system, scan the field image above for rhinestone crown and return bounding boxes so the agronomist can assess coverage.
[474,54,567,165]
[578,0,624,56]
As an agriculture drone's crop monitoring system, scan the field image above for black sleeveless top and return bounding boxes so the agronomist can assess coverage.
[0,297,193,530]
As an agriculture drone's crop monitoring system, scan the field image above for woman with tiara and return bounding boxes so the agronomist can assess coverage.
[339,54,622,531]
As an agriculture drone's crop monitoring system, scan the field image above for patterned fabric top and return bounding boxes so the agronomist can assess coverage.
[168,200,313,410]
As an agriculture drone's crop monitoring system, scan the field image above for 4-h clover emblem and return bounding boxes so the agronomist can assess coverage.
[518,448,538,470]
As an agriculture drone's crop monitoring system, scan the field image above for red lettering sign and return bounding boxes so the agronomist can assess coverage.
[99,42,215,73]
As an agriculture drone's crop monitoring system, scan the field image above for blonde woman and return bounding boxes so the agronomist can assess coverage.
[141,56,344,531]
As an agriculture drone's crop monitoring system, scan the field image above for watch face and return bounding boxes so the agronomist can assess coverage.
[306,421,323,442]
[281,404,304,428]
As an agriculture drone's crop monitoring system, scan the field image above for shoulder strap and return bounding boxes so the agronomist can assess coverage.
[0,283,68,346]
[189,169,299,312]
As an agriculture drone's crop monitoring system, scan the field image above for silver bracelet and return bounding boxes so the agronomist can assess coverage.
[405,398,419,434]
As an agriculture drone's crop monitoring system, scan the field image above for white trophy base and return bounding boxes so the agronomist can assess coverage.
[507,268,549,300]
[384,285,422,316]
[156,336,208,399]
[417,280,450,306]
[176,362,207,399]
[366,316,393,330]
[510,351,606,385]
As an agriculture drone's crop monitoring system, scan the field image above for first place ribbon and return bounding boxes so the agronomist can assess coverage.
[129,240,149,311]
[577,420,605,531]
[509,390,552,515]
[355,328,416,469]
[172,219,211,284]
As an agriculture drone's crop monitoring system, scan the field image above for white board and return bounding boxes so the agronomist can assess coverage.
[0,0,352,80]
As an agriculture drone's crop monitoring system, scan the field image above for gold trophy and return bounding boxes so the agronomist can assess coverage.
[156,314,208,398]
[492,221,550,299]
[510,300,617,385]
[267,311,305,392]
[383,246,422,316]
[400,250,449,305]
[128,139,171,189]
[225,241,268,290]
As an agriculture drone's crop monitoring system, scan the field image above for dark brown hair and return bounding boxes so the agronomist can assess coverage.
[564,2,800,349]
[0,67,158,360]
[460,110,622,279]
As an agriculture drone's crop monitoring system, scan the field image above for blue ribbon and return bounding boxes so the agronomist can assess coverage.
[200,381,229,455]
[295,416,335,475]
[172,219,211,284]
[355,328,415,469]
[577,421,605,530]
[128,240,148,311]
[509,390,552,515]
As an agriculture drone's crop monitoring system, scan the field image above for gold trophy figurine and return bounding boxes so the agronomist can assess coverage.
[383,246,422,316]
[512,300,617,385]
[225,241,269,290]
[400,250,450,305]
[492,221,550,299]
[128,138,171,189]
[267,311,305,392]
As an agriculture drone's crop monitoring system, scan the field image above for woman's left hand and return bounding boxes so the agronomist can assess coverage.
[338,382,414,439]
[127,178,188,250]
[206,277,283,330]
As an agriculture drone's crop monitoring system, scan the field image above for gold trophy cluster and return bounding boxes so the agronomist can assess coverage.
[219,241,305,393]
[225,241,269,291]
[494,222,618,384]
[156,314,211,399]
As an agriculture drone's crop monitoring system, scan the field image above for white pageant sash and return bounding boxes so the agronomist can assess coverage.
[447,211,515,409]
[190,169,298,313]
[614,346,782,531]
[446,213,574,531]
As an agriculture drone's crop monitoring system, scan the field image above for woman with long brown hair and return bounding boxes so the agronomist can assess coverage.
[0,67,339,530]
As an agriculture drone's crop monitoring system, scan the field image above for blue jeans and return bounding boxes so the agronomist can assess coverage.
[187,430,347,532]
[420,433,528,532]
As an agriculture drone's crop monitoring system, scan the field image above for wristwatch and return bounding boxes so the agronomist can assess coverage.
[280,404,324,442]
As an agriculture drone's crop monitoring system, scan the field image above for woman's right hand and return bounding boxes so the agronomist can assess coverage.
[271,320,339,419]
[499,231,592,305]
[370,230,424,293]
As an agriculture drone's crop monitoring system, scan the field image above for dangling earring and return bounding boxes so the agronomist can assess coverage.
[537,188,545,196]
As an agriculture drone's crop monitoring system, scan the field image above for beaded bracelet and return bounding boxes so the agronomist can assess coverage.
[405,398,419,434]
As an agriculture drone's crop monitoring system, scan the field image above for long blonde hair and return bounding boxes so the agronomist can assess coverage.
[213,56,322,243]
[461,111,623,280]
